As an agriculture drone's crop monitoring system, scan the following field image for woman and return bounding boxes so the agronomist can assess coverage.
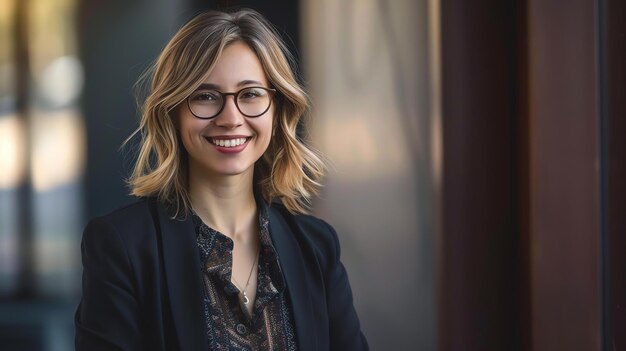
[74,8,368,351]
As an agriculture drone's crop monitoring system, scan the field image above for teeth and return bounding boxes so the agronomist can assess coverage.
[211,137,247,148]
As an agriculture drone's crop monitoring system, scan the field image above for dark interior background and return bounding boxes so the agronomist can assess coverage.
[0,0,624,350]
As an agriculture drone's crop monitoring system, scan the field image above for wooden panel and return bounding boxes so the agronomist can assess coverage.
[526,0,601,349]
[439,1,520,349]
[604,0,626,349]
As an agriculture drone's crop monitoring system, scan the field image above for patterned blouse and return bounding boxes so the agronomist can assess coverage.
[193,203,298,351]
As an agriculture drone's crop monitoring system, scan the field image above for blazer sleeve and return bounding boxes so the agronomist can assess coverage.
[75,217,142,351]
[321,220,369,351]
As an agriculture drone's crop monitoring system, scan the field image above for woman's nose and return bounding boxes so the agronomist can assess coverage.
[213,96,244,128]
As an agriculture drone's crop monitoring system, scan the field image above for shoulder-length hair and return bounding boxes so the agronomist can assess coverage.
[126,9,325,216]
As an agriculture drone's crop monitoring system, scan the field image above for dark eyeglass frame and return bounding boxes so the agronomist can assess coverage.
[186,86,277,120]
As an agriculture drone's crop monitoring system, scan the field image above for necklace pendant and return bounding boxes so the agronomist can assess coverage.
[241,291,250,305]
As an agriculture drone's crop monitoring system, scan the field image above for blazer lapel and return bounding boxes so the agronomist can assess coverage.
[268,206,318,351]
[155,203,207,351]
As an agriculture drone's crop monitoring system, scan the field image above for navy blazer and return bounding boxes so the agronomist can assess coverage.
[75,198,368,350]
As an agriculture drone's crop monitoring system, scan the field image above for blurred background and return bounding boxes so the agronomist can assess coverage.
[0,0,624,350]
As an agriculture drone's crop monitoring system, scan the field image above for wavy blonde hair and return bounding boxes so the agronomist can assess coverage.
[126,9,325,216]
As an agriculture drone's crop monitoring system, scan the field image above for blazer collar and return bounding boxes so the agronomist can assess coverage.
[154,200,317,351]
[267,205,318,351]
[155,202,208,351]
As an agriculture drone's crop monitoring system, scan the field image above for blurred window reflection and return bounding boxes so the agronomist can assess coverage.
[0,0,82,349]
[0,0,20,297]
[25,0,85,299]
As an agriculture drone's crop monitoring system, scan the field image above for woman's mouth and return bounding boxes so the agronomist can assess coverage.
[207,137,251,148]
[204,136,252,154]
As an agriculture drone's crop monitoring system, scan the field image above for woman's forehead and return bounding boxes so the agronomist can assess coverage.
[203,41,269,88]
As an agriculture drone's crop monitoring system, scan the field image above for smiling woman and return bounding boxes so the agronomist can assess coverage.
[74,8,368,351]
[177,42,275,182]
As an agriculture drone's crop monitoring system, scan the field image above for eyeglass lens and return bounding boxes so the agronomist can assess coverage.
[188,87,272,119]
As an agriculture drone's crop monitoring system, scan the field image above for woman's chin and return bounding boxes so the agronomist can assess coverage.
[196,164,255,180]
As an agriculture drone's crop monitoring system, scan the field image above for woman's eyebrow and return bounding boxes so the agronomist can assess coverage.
[196,80,265,91]
[237,79,263,87]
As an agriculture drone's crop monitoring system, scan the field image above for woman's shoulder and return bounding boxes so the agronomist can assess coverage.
[269,201,336,233]
[268,202,341,259]
[83,197,158,245]
[92,197,153,224]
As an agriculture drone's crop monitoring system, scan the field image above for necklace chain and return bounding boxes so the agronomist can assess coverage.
[190,207,260,307]
[232,248,260,305]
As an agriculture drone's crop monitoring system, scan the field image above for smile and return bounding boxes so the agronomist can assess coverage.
[208,137,251,148]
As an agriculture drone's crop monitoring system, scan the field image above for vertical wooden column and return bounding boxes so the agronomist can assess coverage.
[440,0,608,349]
[525,0,601,349]
[439,1,520,349]
[603,0,626,349]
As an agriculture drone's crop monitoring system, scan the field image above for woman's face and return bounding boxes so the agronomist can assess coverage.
[177,41,274,181]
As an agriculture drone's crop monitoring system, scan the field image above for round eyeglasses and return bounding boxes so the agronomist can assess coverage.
[186,86,277,119]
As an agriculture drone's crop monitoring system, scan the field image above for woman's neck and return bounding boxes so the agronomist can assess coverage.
[188,166,258,242]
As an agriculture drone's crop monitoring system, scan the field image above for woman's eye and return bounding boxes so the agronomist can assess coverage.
[240,89,264,99]
[192,91,220,102]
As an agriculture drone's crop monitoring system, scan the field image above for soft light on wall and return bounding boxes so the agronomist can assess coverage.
[302,0,438,349]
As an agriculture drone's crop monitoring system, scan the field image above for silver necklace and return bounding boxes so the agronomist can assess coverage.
[232,248,260,306]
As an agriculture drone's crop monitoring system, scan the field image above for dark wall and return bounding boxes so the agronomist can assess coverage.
[79,0,190,219]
